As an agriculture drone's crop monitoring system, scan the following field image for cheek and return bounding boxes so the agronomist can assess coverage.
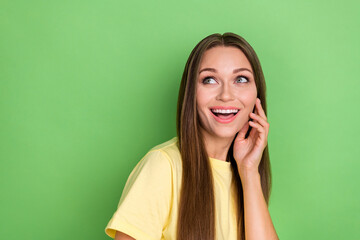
[196,89,210,109]
[235,90,257,104]
[249,99,257,113]
[234,89,257,114]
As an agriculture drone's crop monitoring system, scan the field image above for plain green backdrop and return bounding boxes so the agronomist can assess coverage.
[1,0,359,239]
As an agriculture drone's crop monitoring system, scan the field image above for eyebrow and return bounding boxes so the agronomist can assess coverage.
[198,67,253,74]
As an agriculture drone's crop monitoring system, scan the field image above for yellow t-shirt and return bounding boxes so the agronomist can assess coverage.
[105,136,238,240]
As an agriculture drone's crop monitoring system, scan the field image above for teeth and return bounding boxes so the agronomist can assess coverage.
[211,109,239,114]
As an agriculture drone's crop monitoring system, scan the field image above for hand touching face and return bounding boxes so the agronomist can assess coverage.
[233,97,270,177]
[196,46,257,140]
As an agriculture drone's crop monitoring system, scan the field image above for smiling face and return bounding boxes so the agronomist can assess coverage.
[196,46,258,140]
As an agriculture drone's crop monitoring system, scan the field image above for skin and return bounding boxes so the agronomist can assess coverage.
[196,45,258,163]
[197,46,279,240]
[114,46,278,240]
[115,231,135,240]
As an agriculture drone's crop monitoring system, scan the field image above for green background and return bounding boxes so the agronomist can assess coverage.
[1,0,359,239]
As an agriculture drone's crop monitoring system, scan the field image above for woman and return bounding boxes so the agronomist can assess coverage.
[105,32,279,240]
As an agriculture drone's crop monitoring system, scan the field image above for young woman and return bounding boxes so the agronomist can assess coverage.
[105,32,279,240]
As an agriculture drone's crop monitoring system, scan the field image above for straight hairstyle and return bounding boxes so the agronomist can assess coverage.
[176,32,271,240]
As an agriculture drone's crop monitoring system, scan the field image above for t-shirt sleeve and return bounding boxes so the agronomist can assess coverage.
[105,149,173,240]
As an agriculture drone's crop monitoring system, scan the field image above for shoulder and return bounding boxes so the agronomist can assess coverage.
[150,136,179,152]
[148,136,180,165]
[127,137,179,180]
[105,138,179,240]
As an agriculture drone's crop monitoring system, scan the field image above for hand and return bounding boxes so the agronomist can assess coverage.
[233,98,269,177]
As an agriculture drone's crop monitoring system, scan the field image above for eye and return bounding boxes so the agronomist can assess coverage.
[202,76,217,84]
[236,76,249,83]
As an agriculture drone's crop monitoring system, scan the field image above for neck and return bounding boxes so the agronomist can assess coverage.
[200,127,234,162]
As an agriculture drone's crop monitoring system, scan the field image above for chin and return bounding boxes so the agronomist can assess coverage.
[212,128,238,140]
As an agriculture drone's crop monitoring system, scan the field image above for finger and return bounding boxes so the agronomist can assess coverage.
[252,105,260,125]
[253,106,258,123]
[250,112,269,131]
[248,120,266,140]
[256,98,267,121]
[237,121,250,141]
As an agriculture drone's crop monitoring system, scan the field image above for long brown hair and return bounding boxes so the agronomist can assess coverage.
[176,32,271,240]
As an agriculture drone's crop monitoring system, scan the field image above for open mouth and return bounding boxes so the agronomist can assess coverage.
[210,108,240,120]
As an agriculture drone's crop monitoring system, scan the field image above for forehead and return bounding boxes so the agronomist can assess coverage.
[199,46,252,70]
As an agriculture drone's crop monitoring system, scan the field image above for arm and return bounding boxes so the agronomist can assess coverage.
[233,98,278,239]
[115,231,136,240]
[240,170,279,240]
[105,150,172,240]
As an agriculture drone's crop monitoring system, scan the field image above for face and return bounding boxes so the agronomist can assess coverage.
[196,46,257,140]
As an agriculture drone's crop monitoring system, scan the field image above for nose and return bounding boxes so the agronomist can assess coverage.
[216,82,235,102]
